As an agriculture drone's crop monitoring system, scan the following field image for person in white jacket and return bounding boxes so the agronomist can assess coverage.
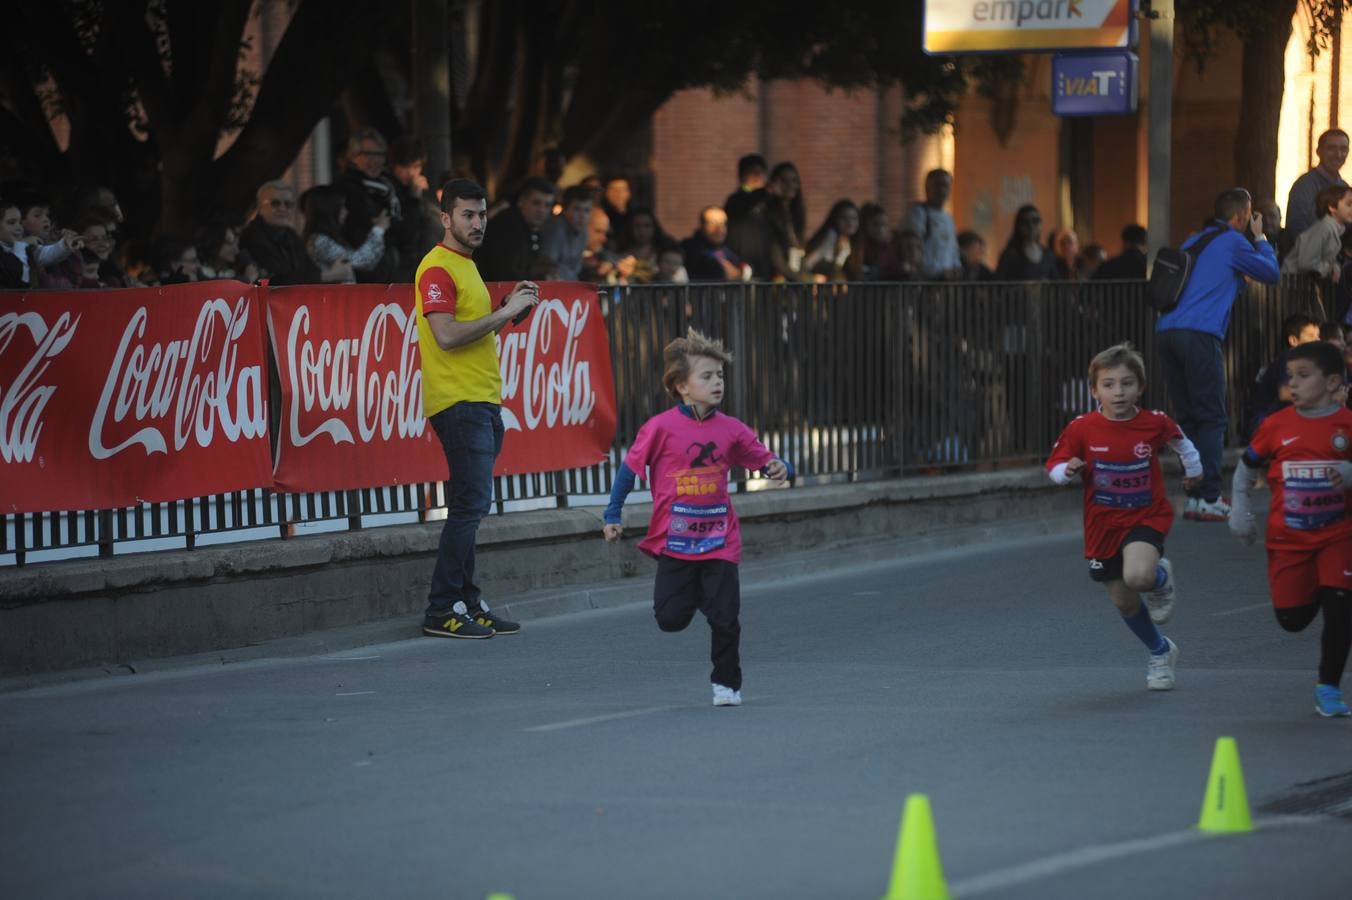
[0,199,78,289]
[1282,184,1352,283]
[301,185,388,284]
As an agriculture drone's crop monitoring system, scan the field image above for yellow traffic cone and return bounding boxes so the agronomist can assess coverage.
[1196,736,1253,833]
[881,794,951,900]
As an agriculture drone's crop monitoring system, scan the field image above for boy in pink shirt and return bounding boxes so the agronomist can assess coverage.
[603,329,792,706]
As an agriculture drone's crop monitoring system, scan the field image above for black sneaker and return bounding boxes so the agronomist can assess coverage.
[423,612,494,639]
[471,607,520,635]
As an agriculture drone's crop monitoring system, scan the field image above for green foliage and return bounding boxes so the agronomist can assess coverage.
[1,0,1028,234]
[747,1,1021,136]
[1178,0,1338,70]
[574,0,1019,137]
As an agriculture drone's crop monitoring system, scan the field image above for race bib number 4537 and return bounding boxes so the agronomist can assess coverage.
[1092,458,1152,508]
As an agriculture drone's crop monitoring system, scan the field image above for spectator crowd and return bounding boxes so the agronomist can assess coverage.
[4,127,1350,321]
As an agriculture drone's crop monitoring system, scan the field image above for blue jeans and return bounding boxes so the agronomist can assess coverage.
[426,402,503,618]
[1155,329,1226,502]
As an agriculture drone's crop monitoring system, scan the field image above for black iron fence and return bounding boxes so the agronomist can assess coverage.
[1,276,1324,564]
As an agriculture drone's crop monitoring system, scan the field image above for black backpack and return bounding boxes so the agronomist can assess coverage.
[1147,226,1226,313]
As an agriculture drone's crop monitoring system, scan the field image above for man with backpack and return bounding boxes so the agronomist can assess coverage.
[1156,187,1280,522]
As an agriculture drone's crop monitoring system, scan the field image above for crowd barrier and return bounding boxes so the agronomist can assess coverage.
[0,275,1323,565]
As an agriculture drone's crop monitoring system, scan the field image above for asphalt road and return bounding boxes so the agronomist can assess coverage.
[3,519,1351,900]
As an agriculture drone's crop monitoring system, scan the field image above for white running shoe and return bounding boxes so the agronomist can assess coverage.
[1183,497,1199,520]
[1146,638,1179,691]
[712,684,742,707]
[1146,558,1177,624]
[1193,497,1231,522]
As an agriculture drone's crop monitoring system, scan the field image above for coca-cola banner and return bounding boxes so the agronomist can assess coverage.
[267,281,616,493]
[0,282,271,514]
[267,283,439,492]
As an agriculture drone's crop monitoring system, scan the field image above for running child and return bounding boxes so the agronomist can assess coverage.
[602,328,793,707]
[1046,343,1203,690]
[1229,340,1352,717]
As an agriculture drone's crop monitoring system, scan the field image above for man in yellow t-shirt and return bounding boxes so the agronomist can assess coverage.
[416,178,538,640]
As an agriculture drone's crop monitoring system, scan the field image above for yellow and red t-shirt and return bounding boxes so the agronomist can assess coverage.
[415,243,500,417]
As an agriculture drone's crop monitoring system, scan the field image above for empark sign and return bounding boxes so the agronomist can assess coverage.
[924,0,1137,54]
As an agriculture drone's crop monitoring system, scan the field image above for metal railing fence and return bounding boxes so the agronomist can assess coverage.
[1,276,1323,564]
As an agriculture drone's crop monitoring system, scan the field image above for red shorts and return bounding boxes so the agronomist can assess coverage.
[1266,543,1352,609]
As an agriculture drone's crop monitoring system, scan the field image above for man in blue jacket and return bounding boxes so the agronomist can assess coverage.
[1156,187,1280,522]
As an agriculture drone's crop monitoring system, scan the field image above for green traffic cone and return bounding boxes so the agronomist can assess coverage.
[1197,736,1253,833]
[882,793,951,900]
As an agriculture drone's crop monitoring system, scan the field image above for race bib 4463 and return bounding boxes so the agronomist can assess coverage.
[1281,461,1346,531]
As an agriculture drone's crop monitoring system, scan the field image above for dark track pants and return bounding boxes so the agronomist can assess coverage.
[653,555,742,691]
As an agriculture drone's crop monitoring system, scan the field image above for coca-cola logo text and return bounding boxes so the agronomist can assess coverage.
[0,310,79,464]
[283,301,424,448]
[89,296,266,459]
[498,297,597,433]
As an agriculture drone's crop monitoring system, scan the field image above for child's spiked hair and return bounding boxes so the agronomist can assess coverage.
[662,327,734,401]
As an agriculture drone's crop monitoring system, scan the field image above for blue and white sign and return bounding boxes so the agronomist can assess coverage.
[1052,51,1138,116]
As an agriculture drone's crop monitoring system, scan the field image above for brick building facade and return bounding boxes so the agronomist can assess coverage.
[642,8,1352,262]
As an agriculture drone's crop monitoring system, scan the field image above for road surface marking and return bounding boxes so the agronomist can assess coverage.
[1212,602,1272,617]
[525,705,680,732]
[950,815,1323,897]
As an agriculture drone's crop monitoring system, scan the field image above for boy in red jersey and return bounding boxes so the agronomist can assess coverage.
[602,329,792,707]
[1047,343,1202,690]
[1229,340,1352,716]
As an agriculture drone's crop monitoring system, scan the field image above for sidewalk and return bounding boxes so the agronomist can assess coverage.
[1,467,1093,677]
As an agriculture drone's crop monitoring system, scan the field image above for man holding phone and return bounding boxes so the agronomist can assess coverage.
[1155,187,1281,522]
[415,178,539,639]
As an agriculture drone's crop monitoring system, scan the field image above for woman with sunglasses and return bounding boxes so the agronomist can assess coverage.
[995,204,1061,281]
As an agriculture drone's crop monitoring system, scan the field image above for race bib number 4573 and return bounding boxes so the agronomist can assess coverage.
[665,501,729,555]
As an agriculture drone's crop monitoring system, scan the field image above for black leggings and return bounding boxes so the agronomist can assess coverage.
[653,555,741,691]
[1275,588,1352,686]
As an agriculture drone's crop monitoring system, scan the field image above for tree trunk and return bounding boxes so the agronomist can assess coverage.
[339,59,407,148]
[412,0,453,177]
[457,0,516,192]
[493,19,548,192]
[125,1,255,236]
[210,0,397,221]
[0,62,66,190]
[559,53,672,173]
[1234,0,1297,205]
[11,3,160,226]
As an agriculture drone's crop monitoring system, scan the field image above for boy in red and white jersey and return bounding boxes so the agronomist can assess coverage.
[1230,340,1352,717]
[1047,343,1202,690]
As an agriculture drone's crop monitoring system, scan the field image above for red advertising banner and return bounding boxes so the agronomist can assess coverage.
[267,281,616,493]
[267,283,441,492]
[0,282,272,514]
[492,281,617,475]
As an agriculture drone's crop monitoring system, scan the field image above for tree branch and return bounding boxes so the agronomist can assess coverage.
[104,0,173,128]
[164,0,254,125]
